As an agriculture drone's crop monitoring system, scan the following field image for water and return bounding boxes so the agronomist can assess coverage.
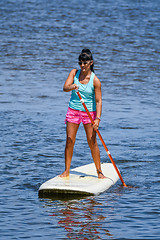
[0,0,160,239]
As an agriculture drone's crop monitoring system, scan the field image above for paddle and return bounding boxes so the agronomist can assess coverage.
[76,90,127,187]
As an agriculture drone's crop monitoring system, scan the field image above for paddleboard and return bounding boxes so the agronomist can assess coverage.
[38,162,119,197]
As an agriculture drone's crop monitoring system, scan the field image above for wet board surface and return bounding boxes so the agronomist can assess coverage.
[38,163,119,197]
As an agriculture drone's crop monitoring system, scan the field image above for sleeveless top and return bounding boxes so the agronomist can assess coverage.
[69,69,96,112]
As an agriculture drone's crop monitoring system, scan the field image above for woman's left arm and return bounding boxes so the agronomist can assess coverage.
[93,75,102,130]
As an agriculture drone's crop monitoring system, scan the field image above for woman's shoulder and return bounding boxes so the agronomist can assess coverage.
[70,68,78,76]
[93,73,101,87]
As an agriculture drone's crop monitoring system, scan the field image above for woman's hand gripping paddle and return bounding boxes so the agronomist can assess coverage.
[76,90,127,187]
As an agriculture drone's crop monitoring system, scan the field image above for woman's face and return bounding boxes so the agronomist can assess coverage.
[79,60,93,73]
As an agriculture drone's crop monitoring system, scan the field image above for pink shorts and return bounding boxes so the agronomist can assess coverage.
[65,107,96,125]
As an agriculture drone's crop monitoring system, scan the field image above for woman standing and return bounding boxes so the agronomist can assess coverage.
[60,49,105,179]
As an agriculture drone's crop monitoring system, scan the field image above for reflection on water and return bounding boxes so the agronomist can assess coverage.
[42,197,113,239]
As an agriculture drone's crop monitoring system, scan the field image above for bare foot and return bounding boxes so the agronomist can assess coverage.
[98,173,107,179]
[59,171,69,178]
[97,170,107,179]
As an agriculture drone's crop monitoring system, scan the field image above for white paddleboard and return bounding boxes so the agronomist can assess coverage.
[38,163,119,197]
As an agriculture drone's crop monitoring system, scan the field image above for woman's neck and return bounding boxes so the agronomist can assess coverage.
[80,69,91,77]
[79,70,91,83]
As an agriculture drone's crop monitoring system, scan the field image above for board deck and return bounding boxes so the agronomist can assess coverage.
[38,163,119,197]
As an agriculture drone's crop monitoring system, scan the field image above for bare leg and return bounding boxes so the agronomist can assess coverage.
[59,121,79,177]
[83,123,106,179]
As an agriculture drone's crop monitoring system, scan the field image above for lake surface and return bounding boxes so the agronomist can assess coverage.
[0,0,160,239]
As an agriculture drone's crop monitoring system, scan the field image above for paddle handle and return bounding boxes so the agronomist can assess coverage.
[76,90,127,187]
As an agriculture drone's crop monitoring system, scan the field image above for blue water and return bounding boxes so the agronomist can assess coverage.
[0,0,160,239]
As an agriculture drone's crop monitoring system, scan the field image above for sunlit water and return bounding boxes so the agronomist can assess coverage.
[0,0,160,239]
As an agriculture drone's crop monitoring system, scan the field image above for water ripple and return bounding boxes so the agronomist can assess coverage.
[0,0,160,239]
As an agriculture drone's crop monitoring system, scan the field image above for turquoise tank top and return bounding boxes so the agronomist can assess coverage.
[69,70,96,112]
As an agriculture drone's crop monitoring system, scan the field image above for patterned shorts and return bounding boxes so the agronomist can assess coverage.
[65,107,96,125]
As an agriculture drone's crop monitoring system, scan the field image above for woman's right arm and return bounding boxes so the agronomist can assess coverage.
[63,69,79,92]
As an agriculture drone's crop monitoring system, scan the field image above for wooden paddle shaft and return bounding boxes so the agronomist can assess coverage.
[76,90,127,187]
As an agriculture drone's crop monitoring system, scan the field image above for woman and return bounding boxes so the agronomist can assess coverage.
[59,49,106,179]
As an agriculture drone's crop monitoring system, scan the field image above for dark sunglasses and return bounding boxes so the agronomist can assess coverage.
[78,61,90,65]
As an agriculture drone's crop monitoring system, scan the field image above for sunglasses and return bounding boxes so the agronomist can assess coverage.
[78,60,90,65]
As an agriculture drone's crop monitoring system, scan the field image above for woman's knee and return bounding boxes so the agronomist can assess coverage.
[87,136,97,149]
[66,136,76,147]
